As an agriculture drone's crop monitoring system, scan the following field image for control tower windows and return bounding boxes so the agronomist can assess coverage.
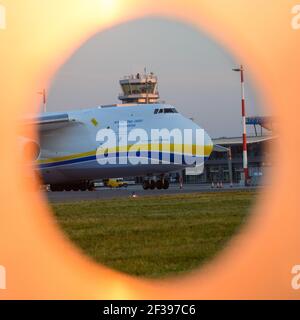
[119,72,160,104]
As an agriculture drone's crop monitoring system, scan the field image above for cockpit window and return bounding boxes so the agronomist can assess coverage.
[154,108,178,114]
[164,108,178,113]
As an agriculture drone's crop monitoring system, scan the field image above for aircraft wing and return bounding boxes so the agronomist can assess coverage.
[24,113,79,131]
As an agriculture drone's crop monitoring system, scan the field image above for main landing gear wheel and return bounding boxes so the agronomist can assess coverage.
[50,185,63,192]
[87,184,95,192]
[149,180,156,190]
[156,180,163,190]
[163,179,170,190]
[142,181,150,190]
[49,181,94,192]
[80,185,87,192]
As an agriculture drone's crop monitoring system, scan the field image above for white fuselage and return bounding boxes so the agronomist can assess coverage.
[38,104,213,185]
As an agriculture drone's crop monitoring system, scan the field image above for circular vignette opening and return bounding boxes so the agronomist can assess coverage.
[38,17,270,279]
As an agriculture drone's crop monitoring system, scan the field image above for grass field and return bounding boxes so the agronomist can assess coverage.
[52,190,256,278]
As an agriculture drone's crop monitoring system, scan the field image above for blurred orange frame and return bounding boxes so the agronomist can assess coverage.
[0,0,299,299]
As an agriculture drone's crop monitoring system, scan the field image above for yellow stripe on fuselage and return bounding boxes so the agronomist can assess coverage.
[38,150,96,165]
[38,144,213,165]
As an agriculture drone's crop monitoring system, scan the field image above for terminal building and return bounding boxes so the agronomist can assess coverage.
[183,134,274,185]
[184,115,275,185]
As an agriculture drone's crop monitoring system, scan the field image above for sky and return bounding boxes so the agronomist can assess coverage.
[47,18,265,138]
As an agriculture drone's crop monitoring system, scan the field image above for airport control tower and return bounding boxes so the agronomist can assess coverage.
[119,72,160,104]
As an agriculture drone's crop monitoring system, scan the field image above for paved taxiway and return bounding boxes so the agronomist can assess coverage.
[46,184,257,203]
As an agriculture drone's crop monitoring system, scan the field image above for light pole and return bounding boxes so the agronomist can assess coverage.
[228,146,233,187]
[233,65,249,185]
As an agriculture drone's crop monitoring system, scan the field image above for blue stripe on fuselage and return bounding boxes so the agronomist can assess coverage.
[39,152,209,169]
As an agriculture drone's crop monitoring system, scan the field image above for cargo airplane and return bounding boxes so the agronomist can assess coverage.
[22,73,213,191]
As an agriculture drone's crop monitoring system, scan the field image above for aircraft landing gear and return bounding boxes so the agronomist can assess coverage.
[162,179,169,189]
[49,185,63,192]
[80,184,87,192]
[142,180,150,190]
[49,181,94,192]
[156,180,163,190]
[149,180,156,190]
[142,177,170,190]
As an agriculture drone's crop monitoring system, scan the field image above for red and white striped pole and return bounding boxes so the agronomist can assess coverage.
[233,65,249,185]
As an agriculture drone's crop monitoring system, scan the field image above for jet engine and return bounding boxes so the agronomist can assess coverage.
[19,137,41,161]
